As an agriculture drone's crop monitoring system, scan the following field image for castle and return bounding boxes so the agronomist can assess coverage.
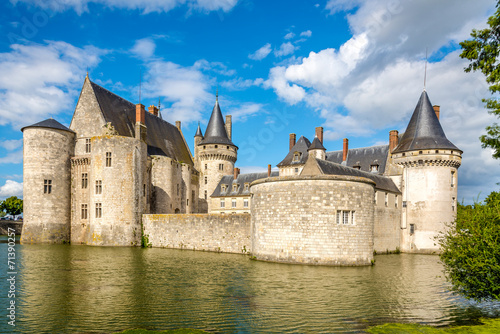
[21,75,462,265]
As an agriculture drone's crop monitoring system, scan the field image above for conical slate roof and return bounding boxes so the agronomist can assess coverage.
[21,118,75,133]
[199,99,235,146]
[195,122,203,137]
[392,91,461,154]
[277,136,311,166]
[308,136,326,151]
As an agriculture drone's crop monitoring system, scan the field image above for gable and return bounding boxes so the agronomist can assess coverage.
[69,77,106,138]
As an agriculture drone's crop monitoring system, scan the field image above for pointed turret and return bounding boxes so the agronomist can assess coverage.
[392,91,461,154]
[195,121,203,138]
[308,136,326,160]
[199,97,235,147]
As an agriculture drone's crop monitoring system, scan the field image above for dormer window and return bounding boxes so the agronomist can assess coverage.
[221,184,227,192]
[232,184,238,192]
[353,161,361,170]
[244,183,249,191]
[293,152,301,162]
[370,164,379,172]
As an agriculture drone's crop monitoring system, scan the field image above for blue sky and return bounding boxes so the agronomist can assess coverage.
[0,0,498,203]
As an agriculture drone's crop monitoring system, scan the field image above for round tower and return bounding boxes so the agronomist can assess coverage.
[197,94,237,212]
[392,91,462,253]
[21,119,75,244]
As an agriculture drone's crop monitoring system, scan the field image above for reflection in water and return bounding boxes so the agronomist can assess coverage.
[0,240,498,334]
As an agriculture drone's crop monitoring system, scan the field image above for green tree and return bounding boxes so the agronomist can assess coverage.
[0,196,23,216]
[460,2,500,159]
[437,193,500,301]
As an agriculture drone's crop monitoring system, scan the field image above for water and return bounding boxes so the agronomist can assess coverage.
[0,237,499,333]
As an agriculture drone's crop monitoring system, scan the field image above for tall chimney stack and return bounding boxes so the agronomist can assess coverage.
[315,127,324,144]
[225,115,232,140]
[136,104,145,124]
[433,105,440,120]
[233,167,240,180]
[343,138,349,162]
[267,164,271,177]
[289,133,296,151]
[175,121,181,130]
[148,105,158,117]
[389,130,399,152]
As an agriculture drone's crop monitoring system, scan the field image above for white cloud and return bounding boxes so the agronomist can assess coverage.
[248,43,272,61]
[131,38,156,59]
[0,150,23,164]
[220,77,263,90]
[266,0,498,202]
[0,180,23,199]
[193,60,236,76]
[0,139,22,151]
[284,32,295,40]
[13,0,239,14]
[300,30,312,38]
[274,42,298,57]
[0,41,103,129]
[227,103,264,122]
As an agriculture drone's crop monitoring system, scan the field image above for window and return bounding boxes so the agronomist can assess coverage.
[295,168,299,174]
[81,204,88,219]
[374,191,377,204]
[385,193,388,207]
[410,224,415,235]
[233,184,238,192]
[220,199,225,208]
[293,152,301,162]
[215,145,218,148]
[204,177,207,185]
[205,164,207,170]
[221,185,227,192]
[336,210,355,225]
[204,190,207,200]
[419,150,423,154]
[203,145,206,149]
[232,198,237,208]
[187,199,189,206]
[395,195,398,208]
[452,197,456,211]
[244,198,249,208]
[435,150,439,153]
[403,201,407,208]
[82,173,88,189]
[219,163,224,171]
[85,138,91,153]
[370,164,379,172]
[95,203,102,218]
[143,184,146,197]
[106,152,112,167]
[244,183,249,192]
[177,184,179,196]
[451,171,455,187]
[44,179,52,194]
[95,180,102,194]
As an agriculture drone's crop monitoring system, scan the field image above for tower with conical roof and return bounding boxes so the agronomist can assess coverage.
[195,93,238,212]
[391,90,462,253]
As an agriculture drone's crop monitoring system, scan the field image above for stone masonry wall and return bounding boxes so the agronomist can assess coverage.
[251,176,375,266]
[142,214,251,254]
[373,191,401,253]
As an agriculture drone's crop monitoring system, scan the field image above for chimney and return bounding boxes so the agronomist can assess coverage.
[289,133,296,151]
[233,167,240,180]
[343,138,349,162]
[315,127,324,144]
[148,105,158,117]
[175,121,181,130]
[225,115,232,140]
[389,130,399,152]
[136,104,145,124]
[267,164,271,177]
[433,105,440,120]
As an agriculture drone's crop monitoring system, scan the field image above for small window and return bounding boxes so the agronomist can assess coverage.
[215,145,218,148]
[293,152,301,162]
[374,191,377,204]
[44,179,52,194]
[203,145,206,149]
[370,164,379,172]
[95,180,102,194]
[227,146,229,149]
[337,210,355,225]
[106,152,112,167]
[343,211,349,225]
[187,199,189,206]
[177,184,179,196]
[233,184,238,192]
[336,210,341,224]
[85,138,91,153]
[205,164,207,170]
[232,198,237,208]
[419,150,423,154]
[403,201,407,208]
[143,184,146,197]
[95,203,102,218]
[402,153,406,156]
[452,197,456,212]
[204,177,207,185]
[81,173,88,189]
[451,171,455,188]
[244,198,249,208]
[418,159,424,166]
[435,150,439,154]
[244,183,249,191]
[410,224,415,235]
[220,199,225,208]
[221,184,227,192]
[395,195,398,208]
[219,163,224,171]
[81,204,88,219]
[204,190,207,200]
[385,193,388,207]
[295,168,299,174]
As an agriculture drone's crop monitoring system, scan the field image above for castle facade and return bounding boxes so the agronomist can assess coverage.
[21,75,462,265]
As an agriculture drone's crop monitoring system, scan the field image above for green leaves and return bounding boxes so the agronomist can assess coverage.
[0,196,23,217]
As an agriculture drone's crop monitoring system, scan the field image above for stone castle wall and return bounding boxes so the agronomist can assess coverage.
[142,214,251,254]
[250,176,375,266]
[373,191,401,253]
[21,127,75,244]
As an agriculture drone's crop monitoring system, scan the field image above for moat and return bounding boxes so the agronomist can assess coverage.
[1,237,499,334]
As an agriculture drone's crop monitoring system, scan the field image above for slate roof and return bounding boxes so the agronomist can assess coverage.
[392,90,461,154]
[315,159,400,193]
[325,145,389,175]
[21,118,75,133]
[198,99,236,147]
[277,136,312,167]
[89,81,193,165]
[211,171,279,197]
[308,137,326,151]
[195,122,203,137]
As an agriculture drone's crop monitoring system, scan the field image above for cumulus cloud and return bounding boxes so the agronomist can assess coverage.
[266,0,498,201]
[193,60,236,76]
[13,0,239,14]
[0,139,22,151]
[274,42,298,57]
[227,102,264,122]
[220,77,263,91]
[0,150,23,164]
[248,43,272,61]
[300,30,312,37]
[0,180,23,199]
[284,32,295,40]
[0,41,103,129]
[131,38,156,59]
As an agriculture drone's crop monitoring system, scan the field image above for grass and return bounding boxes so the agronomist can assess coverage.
[366,318,500,333]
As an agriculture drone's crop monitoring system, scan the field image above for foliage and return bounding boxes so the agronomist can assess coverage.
[366,317,500,333]
[0,196,23,216]
[460,2,500,159]
[436,192,500,301]
[0,211,5,218]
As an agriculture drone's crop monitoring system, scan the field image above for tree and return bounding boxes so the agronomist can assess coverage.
[437,193,500,301]
[460,2,500,159]
[0,196,23,216]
